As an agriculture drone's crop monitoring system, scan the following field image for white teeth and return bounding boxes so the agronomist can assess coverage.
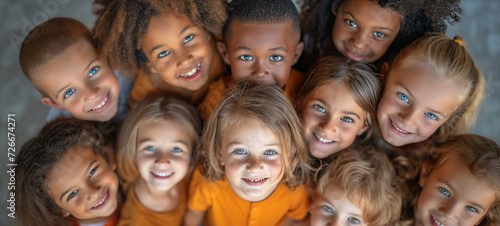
[391,121,410,134]
[93,191,107,208]
[152,171,174,177]
[246,178,266,182]
[180,64,200,77]
[314,133,334,143]
[432,216,444,226]
[92,96,108,111]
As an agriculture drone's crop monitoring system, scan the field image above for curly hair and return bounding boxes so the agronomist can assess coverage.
[15,118,113,226]
[116,94,201,192]
[390,33,484,143]
[298,0,461,71]
[200,81,313,186]
[19,17,92,96]
[314,145,401,225]
[93,0,227,77]
[222,0,300,41]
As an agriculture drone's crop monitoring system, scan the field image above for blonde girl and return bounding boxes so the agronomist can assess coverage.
[16,118,120,226]
[310,145,401,225]
[377,33,484,147]
[116,95,201,225]
[298,55,382,159]
[185,82,312,225]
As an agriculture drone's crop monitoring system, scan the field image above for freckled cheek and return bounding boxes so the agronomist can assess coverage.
[264,159,282,180]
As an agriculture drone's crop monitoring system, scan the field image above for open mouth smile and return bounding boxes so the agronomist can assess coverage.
[180,63,200,78]
[151,171,174,179]
[431,215,445,226]
[313,132,334,143]
[89,93,110,112]
[90,188,109,210]
[242,177,268,186]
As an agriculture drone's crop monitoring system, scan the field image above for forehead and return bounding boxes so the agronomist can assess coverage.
[46,146,98,190]
[339,0,401,27]
[137,120,193,143]
[222,117,277,144]
[225,20,298,48]
[142,13,196,46]
[308,82,365,113]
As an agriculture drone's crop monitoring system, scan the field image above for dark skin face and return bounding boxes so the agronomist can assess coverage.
[218,19,304,88]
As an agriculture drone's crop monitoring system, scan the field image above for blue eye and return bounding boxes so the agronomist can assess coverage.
[373,32,386,38]
[425,112,438,120]
[398,93,409,103]
[263,150,277,155]
[340,116,354,123]
[466,205,478,213]
[439,187,451,197]
[348,217,361,224]
[144,146,156,152]
[269,55,283,62]
[171,147,182,153]
[322,205,334,213]
[158,51,171,58]
[313,104,326,113]
[67,190,78,201]
[89,66,99,78]
[345,19,357,28]
[234,149,247,155]
[64,88,76,99]
[239,55,253,61]
[89,166,98,178]
[184,34,194,44]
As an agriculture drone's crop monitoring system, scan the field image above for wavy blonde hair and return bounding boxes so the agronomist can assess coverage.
[390,33,484,142]
[315,145,401,225]
[116,95,201,192]
[201,81,312,186]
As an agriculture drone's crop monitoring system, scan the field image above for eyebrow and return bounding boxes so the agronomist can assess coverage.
[137,138,190,147]
[236,46,288,52]
[227,141,279,148]
[313,98,361,120]
[59,160,97,202]
[54,59,96,99]
[344,12,395,32]
[149,25,193,55]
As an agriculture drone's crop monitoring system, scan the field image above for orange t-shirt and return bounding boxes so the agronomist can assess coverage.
[71,205,121,226]
[118,181,187,226]
[128,37,225,107]
[188,169,310,226]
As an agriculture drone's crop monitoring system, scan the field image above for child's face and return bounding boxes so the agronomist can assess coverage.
[377,60,463,147]
[36,40,120,122]
[142,13,213,91]
[219,20,303,88]
[301,82,368,158]
[46,146,118,222]
[220,117,283,202]
[311,183,367,225]
[135,120,192,192]
[417,158,497,226]
[332,0,401,63]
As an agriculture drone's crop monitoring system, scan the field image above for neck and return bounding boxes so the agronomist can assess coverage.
[134,179,182,212]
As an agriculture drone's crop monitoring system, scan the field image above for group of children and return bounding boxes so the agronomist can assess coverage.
[15,0,499,225]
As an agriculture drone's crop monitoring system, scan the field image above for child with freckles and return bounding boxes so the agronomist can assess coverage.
[198,0,305,120]
[93,0,227,106]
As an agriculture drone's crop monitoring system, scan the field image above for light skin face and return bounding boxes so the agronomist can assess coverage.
[37,39,120,122]
[142,13,213,91]
[301,82,368,158]
[377,60,463,147]
[46,146,118,224]
[310,183,367,226]
[135,120,192,193]
[220,117,283,202]
[332,0,401,63]
[218,20,304,88]
[417,158,497,226]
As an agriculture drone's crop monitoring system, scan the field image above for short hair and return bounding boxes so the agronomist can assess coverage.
[116,94,201,192]
[390,33,484,142]
[201,81,312,186]
[15,118,112,226]
[315,145,401,225]
[222,0,301,41]
[19,17,93,96]
[426,134,500,225]
[298,55,382,140]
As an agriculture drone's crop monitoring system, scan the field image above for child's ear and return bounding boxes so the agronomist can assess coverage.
[419,161,431,187]
[41,96,64,110]
[216,41,231,65]
[357,121,369,136]
[146,61,159,75]
[292,42,304,65]
[60,209,70,217]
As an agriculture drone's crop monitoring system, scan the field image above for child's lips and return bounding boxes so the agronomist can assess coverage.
[242,177,268,186]
[150,171,175,179]
[178,63,202,82]
[345,48,366,61]
[90,188,109,210]
[313,132,336,144]
[88,92,110,113]
[389,118,413,137]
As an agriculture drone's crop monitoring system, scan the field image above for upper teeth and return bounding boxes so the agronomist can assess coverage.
[246,178,266,182]
[181,64,200,77]
[93,191,107,208]
[432,216,444,226]
[391,121,409,134]
[314,133,333,143]
[152,171,174,177]
[92,96,108,111]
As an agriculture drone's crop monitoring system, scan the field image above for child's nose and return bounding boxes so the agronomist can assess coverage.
[86,183,102,201]
[352,31,368,49]
[246,156,264,172]
[83,85,99,102]
[320,116,338,134]
[155,152,171,166]
[176,49,194,68]
[398,109,419,127]
[251,59,269,77]
[439,201,461,221]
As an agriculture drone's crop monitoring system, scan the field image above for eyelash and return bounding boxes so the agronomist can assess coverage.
[89,66,99,78]
[398,92,409,103]
[340,116,354,123]
[239,55,253,61]
[439,187,451,197]
[322,205,334,213]
[269,55,283,62]
[345,19,357,28]
[64,88,76,99]
[313,104,326,113]
[263,150,277,155]
[171,147,182,153]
